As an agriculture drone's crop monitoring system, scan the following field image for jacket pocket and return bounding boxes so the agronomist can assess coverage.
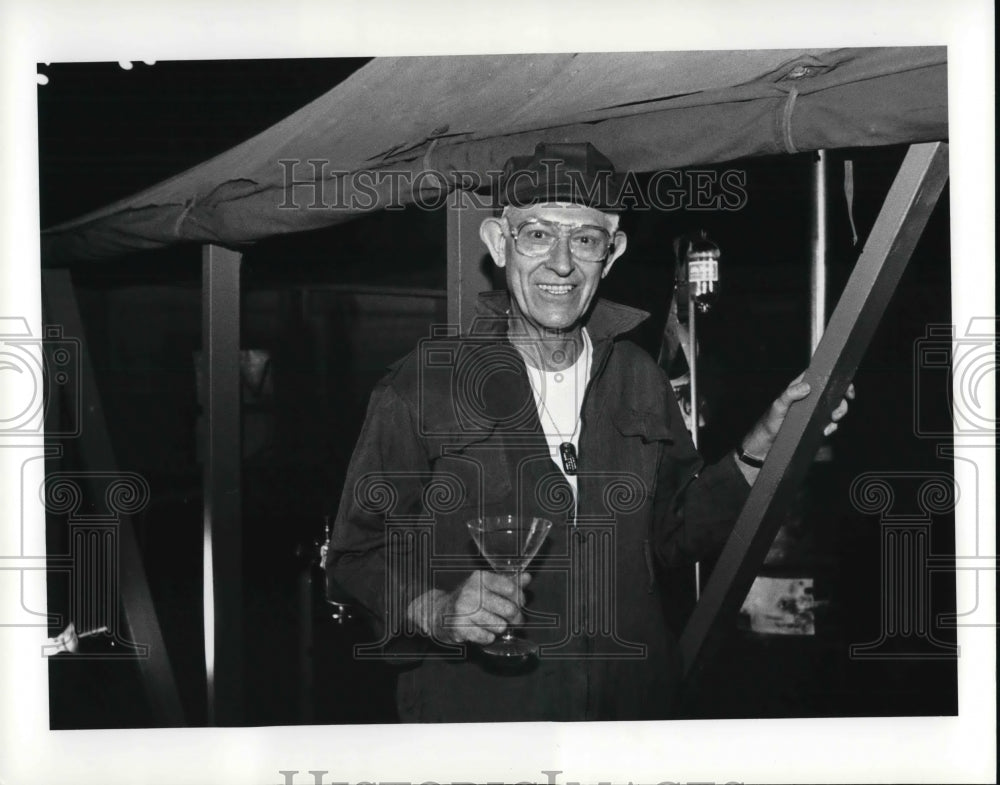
[431,444,513,508]
[611,408,674,444]
[608,408,673,513]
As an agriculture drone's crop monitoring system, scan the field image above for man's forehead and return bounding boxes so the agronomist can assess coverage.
[505,203,617,228]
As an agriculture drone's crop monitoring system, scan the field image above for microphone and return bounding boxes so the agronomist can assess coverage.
[685,230,720,314]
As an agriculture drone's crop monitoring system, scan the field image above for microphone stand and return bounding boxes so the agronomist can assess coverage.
[688,280,701,600]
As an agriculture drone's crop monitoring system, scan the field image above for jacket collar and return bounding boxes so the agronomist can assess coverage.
[470,289,649,340]
[421,291,649,449]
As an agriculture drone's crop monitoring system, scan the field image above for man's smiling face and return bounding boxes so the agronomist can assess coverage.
[480,203,628,338]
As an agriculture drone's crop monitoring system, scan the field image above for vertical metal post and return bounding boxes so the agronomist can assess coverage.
[201,244,243,725]
[447,190,495,334]
[810,150,828,354]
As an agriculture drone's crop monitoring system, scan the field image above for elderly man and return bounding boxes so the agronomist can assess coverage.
[329,142,850,722]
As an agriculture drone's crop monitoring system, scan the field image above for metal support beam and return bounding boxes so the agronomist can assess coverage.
[446,191,495,334]
[41,268,185,726]
[680,142,950,678]
[201,244,243,724]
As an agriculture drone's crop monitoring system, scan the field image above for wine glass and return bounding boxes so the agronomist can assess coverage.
[466,515,553,658]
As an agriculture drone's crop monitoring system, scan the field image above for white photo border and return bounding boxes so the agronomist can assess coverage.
[1,1,994,783]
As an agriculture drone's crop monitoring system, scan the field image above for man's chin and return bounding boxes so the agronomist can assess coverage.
[534,314,583,334]
[522,302,582,329]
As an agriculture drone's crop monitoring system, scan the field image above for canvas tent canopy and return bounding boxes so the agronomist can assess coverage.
[41,46,947,262]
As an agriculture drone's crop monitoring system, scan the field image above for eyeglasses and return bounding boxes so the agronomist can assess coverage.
[508,219,612,263]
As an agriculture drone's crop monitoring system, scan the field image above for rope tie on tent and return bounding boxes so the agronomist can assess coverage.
[844,159,859,245]
[777,86,800,154]
[419,137,452,199]
[174,197,197,238]
[422,137,439,173]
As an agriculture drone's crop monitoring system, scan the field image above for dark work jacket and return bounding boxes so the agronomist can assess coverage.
[329,291,750,722]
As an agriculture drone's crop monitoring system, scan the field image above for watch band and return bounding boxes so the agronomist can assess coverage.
[737,447,766,468]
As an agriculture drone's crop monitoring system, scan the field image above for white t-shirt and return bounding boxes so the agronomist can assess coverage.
[523,328,593,506]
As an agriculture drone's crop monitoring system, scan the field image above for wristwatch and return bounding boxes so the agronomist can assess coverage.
[737,446,766,468]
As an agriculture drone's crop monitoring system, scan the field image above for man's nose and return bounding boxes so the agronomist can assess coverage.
[546,235,574,276]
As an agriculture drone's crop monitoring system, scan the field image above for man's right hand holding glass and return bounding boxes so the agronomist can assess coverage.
[406,571,532,645]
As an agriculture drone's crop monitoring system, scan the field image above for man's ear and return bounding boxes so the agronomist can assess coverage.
[601,230,628,279]
[479,217,508,268]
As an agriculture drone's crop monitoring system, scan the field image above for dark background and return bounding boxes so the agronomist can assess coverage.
[38,59,957,727]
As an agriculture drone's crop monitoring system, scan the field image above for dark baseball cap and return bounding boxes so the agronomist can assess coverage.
[498,142,624,211]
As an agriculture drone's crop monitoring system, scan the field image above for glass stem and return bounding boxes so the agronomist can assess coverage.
[506,568,522,640]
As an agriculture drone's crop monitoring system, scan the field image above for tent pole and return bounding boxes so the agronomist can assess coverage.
[201,244,243,725]
[680,141,950,679]
[446,191,494,334]
[810,150,829,354]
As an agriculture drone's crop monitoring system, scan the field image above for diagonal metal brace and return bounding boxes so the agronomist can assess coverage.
[42,268,186,725]
[680,141,950,678]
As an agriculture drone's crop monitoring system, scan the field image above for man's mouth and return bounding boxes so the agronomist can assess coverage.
[536,283,576,296]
